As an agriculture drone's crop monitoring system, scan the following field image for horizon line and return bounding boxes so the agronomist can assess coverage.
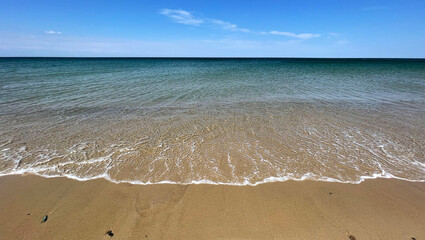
[1,57,425,60]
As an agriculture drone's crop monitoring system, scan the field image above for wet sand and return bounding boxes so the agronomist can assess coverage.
[0,175,424,240]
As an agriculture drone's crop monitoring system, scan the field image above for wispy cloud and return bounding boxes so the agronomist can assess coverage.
[44,30,62,35]
[159,9,203,26]
[160,8,249,32]
[269,31,320,39]
[207,19,250,32]
[160,9,322,40]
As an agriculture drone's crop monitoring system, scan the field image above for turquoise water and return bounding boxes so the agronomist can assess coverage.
[0,58,424,184]
[1,58,425,113]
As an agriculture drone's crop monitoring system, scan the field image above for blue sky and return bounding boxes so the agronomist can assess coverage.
[0,0,424,57]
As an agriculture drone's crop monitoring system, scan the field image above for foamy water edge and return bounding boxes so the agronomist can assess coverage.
[1,169,424,186]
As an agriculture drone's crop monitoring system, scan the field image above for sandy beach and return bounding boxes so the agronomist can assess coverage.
[0,175,423,239]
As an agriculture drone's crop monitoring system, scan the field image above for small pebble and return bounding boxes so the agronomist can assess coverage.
[41,215,48,223]
[329,192,333,195]
[412,237,416,240]
[106,230,114,237]
[348,235,356,240]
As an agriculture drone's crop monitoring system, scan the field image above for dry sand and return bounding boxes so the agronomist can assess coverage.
[0,175,424,240]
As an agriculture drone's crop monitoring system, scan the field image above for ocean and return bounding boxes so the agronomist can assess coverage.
[0,58,424,185]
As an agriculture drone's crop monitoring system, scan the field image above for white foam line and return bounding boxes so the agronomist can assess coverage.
[1,169,424,186]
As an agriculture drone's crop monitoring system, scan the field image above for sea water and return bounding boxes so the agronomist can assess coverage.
[0,58,424,185]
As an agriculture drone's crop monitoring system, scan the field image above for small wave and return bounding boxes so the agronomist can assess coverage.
[1,168,424,186]
[1,140,424,186]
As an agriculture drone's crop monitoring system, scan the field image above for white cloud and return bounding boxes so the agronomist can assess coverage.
[44,30,62,35]
[160,9,322,40]
[159,9,203,26]
[269,31,320,39]
[207,19,250,32]
[160,9,250,32]
[159,9,323,39]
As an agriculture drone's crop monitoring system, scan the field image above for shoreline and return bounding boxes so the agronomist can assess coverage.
[1,172,424,186]
[1,175,424,239]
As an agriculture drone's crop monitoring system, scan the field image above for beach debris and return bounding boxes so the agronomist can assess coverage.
[106,230,114,237]
[329,192,333,195]
[348,235,356,240]
[27,213,31,216]
[411,237,416,240]
[41,215,48,223]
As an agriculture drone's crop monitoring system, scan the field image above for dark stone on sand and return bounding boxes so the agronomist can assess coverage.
[27,213,30,215]
[145,235,148,238]
[348,235,356,240]
[106,230,114,237]
[329,192,333,195]
[412,237,416,240]
[41,215,48,223]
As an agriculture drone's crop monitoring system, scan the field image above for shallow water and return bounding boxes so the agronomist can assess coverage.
[1,58,424,184]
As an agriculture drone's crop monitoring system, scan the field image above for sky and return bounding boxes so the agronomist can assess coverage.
[0,0,424,57]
